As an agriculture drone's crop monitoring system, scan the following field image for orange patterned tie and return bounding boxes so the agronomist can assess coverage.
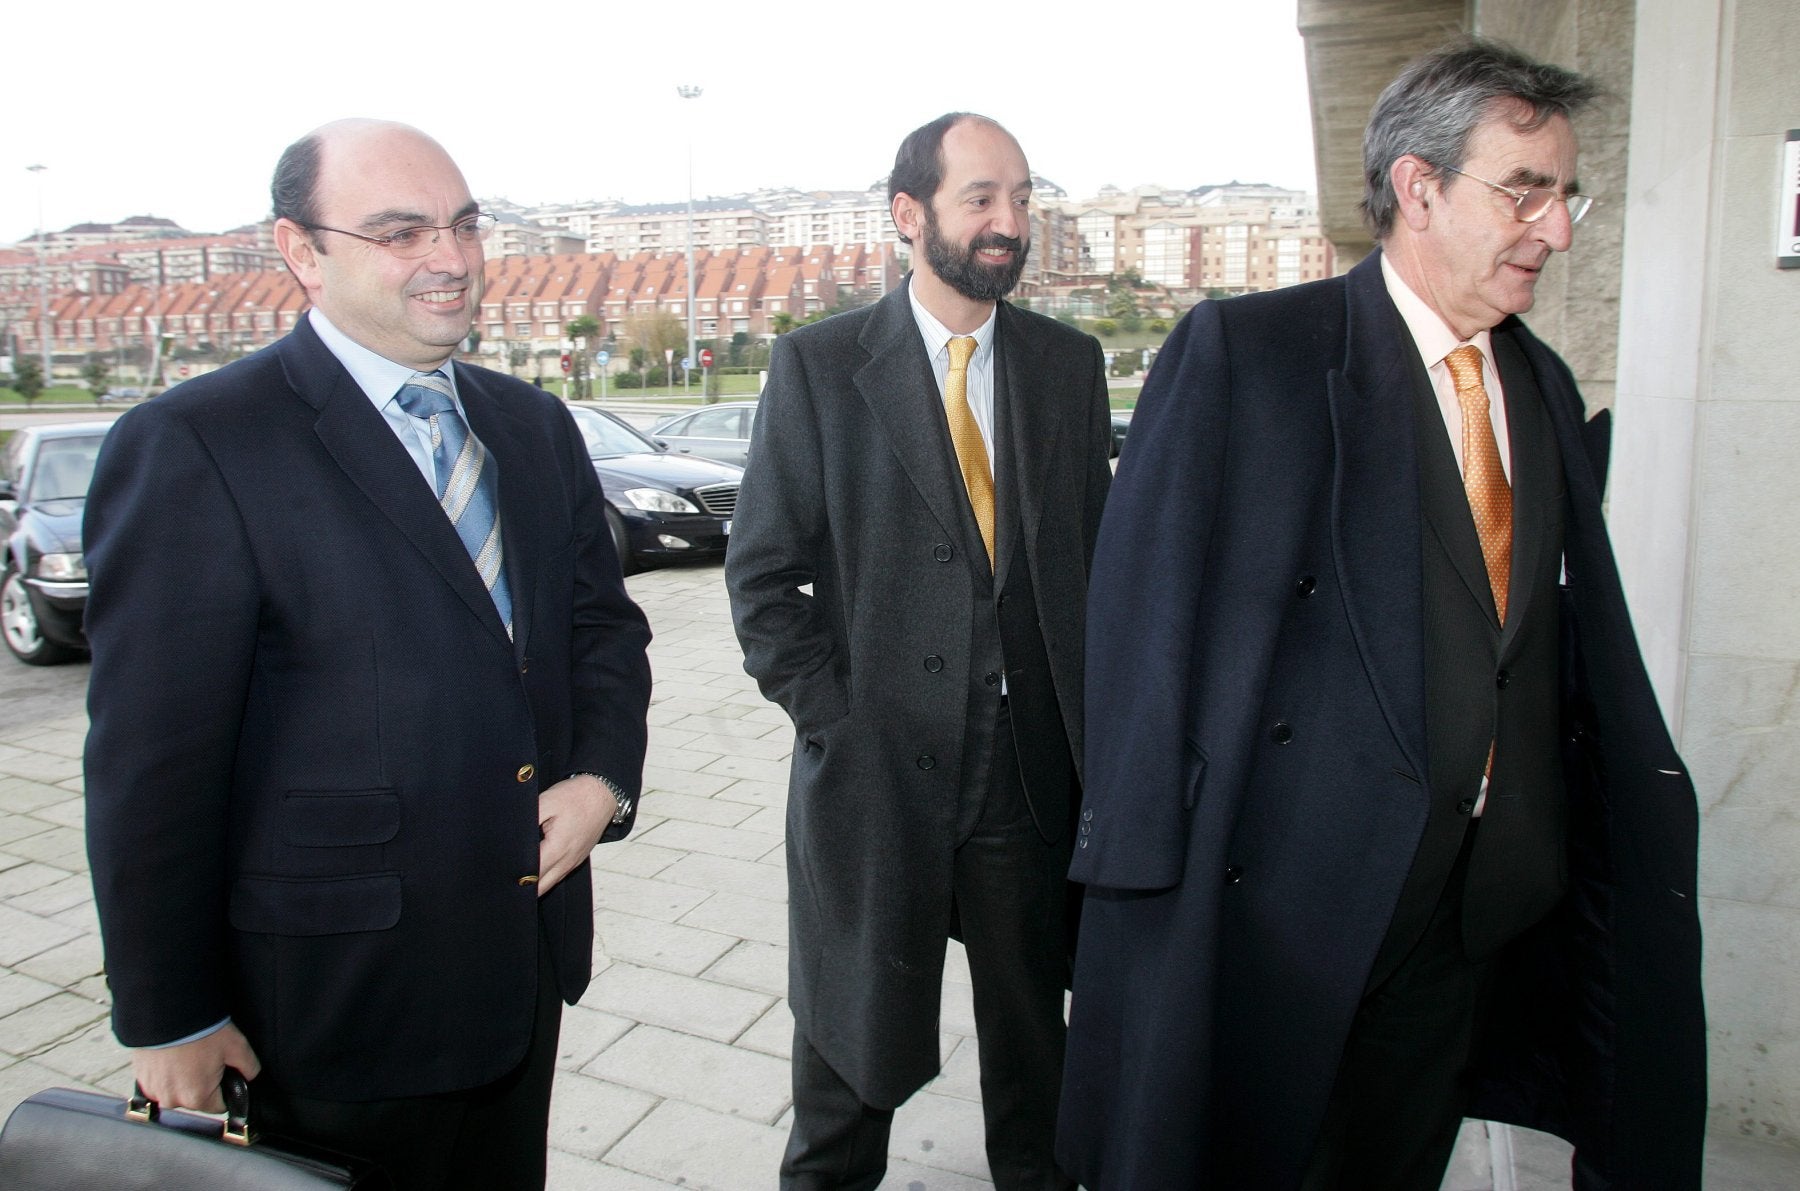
[1445,344,1512,624]
[944,335,995,568]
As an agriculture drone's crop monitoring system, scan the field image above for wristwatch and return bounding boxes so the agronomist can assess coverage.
[570,772,634,825]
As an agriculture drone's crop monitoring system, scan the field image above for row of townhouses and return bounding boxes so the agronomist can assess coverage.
[0,244,901,376]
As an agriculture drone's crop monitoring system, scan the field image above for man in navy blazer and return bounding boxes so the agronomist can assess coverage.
[83,120,652,1189]
[1058,41,1704,1190]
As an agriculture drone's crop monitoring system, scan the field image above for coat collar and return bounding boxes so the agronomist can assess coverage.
[278,319,520,654]
[854,280,992,581]
[1329,251,1429,780]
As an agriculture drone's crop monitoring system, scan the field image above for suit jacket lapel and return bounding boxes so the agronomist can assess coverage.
[281,321,515,652]
[461,372,537,656]
[1330,253,1429,781]
[1410,349,1503,628]
[1491,324,1556,651]
[854,282,990,579]
[993,301,1067,591]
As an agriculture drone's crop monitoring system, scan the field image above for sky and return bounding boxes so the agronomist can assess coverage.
[2,1,1318,244]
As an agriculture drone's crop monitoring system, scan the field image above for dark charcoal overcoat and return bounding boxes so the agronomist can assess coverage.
[726,281,1112,1108]
[1057,253,1705,1189]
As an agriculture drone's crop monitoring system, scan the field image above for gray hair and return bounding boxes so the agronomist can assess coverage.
[1361,38,1599,239]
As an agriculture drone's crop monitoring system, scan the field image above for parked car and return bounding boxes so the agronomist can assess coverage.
[1110,412,1131,459]
[649,401,757,469]
[567,406,742,575]
[0,422,114,664]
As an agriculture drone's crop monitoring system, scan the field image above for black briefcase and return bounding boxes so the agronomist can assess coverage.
[0,1070,387,1190]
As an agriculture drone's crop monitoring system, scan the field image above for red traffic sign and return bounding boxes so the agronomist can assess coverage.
[559,353,572,374]
[698,348,714,368]
[179,365,190,377]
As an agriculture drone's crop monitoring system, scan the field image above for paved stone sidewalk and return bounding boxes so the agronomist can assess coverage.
[0,559,1793,1189]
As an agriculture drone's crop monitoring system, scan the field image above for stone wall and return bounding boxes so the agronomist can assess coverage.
[1608,0,1800,1149]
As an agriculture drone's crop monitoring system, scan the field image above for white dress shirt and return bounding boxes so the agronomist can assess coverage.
[908,286,999,477]
[308,308,468,492]
[1380,255,1512,483]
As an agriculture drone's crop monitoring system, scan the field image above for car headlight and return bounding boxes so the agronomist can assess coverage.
[621,488,699,514]
[35,553,87,581]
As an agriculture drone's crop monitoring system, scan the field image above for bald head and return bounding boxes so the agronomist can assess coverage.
[269,118,484,370]
[272,120,463,238]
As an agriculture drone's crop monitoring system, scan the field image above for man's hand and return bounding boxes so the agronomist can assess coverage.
[537,774,617,897]
[130,1023,261,1112]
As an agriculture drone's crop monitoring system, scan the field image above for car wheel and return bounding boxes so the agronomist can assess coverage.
[605,508,638,577]
[1,566,75,666]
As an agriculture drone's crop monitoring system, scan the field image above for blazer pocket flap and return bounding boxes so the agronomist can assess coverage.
[279,789,400,847]
[230,872,402,936]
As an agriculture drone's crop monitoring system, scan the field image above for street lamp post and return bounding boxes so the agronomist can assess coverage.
[26,165,49,382]
[677,84,702,398]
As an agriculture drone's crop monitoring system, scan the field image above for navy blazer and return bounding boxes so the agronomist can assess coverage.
[83,318,652,1102]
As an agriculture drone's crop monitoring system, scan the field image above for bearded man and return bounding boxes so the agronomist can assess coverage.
[726,112,1113,1190]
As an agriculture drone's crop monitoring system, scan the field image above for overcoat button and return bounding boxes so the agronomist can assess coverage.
[1224,865,1244,884]
[1270,722,1293,745]
[1082,808,1093,822]
[1458,797,1476,815]
[924,655,944,673]
[1079,837,1090,849]
[516,764,536,783]
[1080,821,1091,835]
[984,671,1000,686]
[917,755,936,770]
[1295,575,1316,598]
[933,543,953,562]
[1495,669,1510,689]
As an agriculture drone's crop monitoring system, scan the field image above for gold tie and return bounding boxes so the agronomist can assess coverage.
[944,335,995,568]
[1445,344,1512,625]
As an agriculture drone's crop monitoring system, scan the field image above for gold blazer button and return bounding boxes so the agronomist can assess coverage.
[518,875,539,886]
[516,764,536,783]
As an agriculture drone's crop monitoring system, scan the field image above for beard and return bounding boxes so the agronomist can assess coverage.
[920,206,1029,302]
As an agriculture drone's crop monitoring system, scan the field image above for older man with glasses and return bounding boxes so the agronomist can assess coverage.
[83,119,653,1190]
[1058,39,1705,1191]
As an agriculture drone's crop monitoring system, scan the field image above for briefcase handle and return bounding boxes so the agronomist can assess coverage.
[125,1067,258,1146]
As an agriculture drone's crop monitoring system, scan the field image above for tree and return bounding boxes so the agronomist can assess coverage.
[507,342,530,376]
[82,356,110,401]
[1105,274,1142,320]
[566,316,601,400]
[771,312,797,336]
[620,311,684,390]
[1093,319,1119,337]
[12,357,44,406]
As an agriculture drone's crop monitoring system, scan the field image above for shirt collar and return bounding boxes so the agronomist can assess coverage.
[1379,252,1493,371]
[907,280,997,366]
[308,307,460,407]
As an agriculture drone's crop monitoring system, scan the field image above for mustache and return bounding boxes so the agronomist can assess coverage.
[971,232,1025,255]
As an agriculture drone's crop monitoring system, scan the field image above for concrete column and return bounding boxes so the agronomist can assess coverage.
[1608,0,1800,1148]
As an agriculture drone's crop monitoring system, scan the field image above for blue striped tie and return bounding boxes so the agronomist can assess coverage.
[395,371,513,636]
